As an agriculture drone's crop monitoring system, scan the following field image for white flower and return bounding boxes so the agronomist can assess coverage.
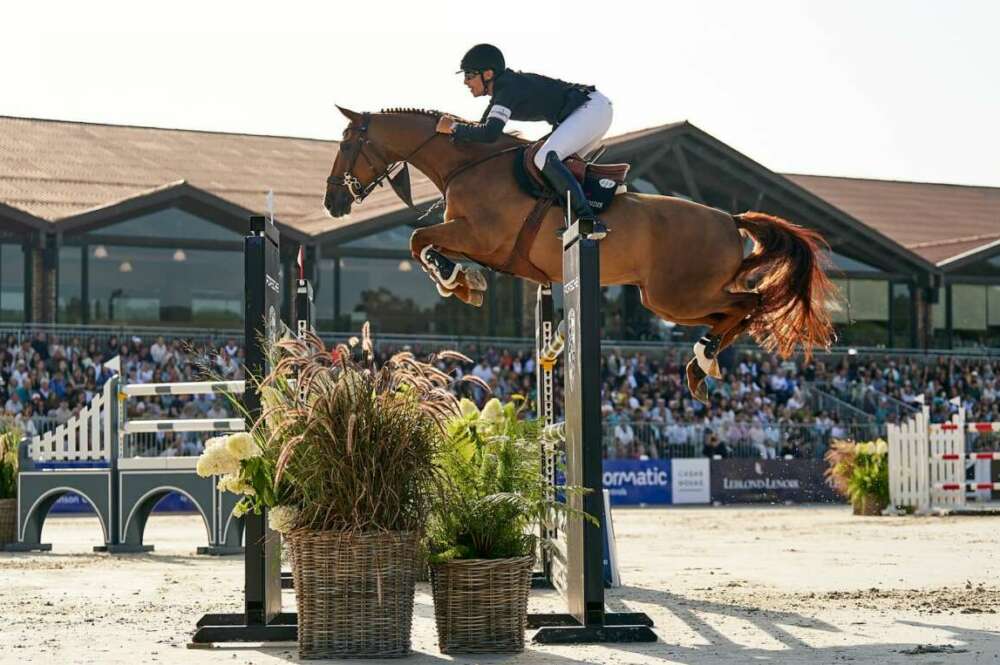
[875,439,888,456]
[204,436,227,450]
[268,505,299,534]
[480,398,503,423]
[195,444,240,478]
[459,398,480,419]
[216,474,256,496]
[225,432,261,461]
[232,501,248,518]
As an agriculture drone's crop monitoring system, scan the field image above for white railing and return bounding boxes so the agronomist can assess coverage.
[29,379,115,462]
[25,356,246,463]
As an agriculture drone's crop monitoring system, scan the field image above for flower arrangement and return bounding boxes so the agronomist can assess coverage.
[196,323,485,535]
[825,438,890,514]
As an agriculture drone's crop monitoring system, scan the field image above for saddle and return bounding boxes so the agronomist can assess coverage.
[515,140,630,212]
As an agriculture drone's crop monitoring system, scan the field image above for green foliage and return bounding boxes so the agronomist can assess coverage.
[241,323,482,533]
[0,423,22,500]
[426,396,594,563]
[846,440,890,506]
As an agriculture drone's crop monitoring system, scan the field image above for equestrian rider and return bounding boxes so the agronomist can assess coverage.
[436,43,614,237]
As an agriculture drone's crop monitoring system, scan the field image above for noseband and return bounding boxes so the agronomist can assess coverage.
[327,113,437,206]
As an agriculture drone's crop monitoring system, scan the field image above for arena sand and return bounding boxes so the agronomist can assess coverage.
[3,504,1000,664]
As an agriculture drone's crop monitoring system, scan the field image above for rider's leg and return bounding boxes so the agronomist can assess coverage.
[534,91,613,236]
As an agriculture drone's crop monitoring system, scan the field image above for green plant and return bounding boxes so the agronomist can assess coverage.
[426,396,593,563]
[198,324,484,535]
[846,439,890,506]
[0,423,22,500]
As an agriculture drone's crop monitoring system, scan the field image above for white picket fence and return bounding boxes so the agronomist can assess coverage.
[26,359,247,463]
[889,407,1000,513]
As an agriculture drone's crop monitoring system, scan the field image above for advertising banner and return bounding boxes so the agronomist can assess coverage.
[710,458,840,504]
[602,460,671,505]
[671,458,711,504]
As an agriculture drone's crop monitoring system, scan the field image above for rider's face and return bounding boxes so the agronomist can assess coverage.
[463,69,493,97]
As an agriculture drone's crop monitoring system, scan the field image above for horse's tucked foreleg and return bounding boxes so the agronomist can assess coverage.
[411,218,497,308]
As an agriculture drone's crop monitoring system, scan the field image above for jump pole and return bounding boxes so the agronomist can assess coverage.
[527,212,656,643]
[191,214,301,643]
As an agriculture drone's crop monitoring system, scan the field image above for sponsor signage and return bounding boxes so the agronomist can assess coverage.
[50,491,196,514]
[602,460,671,505]
[671,458,711,504]
[710,459,840,504]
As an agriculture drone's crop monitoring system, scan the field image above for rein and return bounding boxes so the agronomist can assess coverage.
[328,111,524,205]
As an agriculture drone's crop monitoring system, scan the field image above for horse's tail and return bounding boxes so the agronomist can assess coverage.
[733,211,836,359]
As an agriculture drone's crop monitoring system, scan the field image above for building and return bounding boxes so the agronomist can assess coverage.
[1,115,997,348]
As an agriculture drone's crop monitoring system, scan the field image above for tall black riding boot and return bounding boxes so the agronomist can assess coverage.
[541,152,609,239]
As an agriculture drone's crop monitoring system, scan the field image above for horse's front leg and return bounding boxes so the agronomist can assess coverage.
[411,218,494,307]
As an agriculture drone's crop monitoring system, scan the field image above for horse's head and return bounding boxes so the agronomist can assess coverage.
[325,107,378,218]
[324,107,422,218]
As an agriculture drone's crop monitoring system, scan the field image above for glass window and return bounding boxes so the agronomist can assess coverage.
[341,224,417,250]
[337,257,491,335]
[0,243,25,322]
[89,207,241,241]
[830,278,889,346]
[891,282,912,348]
[58,246,85,323]
[88,245,242,326]
[951,283,998,348]
[931,287,948,348]
[316,258,336,330]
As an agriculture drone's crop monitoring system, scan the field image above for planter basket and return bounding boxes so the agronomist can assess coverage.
[0,498,15,545]
[430,555,534,654]
[853,493,888,516]
[287,529,419,659]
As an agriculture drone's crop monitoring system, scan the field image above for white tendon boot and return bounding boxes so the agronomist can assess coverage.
[693,336,722,380]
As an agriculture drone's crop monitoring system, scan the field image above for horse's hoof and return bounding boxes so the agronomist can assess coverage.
[686,359,710,405]
[465,290,484,307]
[708,358,722,380]
[463,267,488,292]
[436,284,454,298]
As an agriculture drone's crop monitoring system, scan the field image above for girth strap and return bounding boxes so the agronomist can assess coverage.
[498,197,555,284]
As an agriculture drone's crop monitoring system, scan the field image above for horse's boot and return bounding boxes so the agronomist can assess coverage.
[541,152,608,240]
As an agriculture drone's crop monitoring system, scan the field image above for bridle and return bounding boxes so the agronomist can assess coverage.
[327,112,437,206]
[327,111,523,207]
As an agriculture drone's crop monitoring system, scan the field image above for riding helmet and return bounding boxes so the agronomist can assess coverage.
[458,44,505,74]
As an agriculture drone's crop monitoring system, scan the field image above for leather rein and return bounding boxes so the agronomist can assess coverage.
[327,112,522,203]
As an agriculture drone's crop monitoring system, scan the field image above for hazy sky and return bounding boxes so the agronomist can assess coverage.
[4,0,997,186]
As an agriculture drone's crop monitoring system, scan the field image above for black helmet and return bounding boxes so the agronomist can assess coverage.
[458,44,505,74]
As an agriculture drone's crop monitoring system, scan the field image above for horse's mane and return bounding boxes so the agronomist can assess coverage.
[377,107,527,145]
[380,107,449,119]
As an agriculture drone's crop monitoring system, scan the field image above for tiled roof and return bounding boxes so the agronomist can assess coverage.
[786,174,1000,265]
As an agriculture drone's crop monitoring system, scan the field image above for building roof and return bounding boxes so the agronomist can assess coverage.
[785,174,1000,266]
[2,114,995,269]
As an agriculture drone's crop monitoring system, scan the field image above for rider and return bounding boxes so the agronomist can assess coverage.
[436,43,614,237]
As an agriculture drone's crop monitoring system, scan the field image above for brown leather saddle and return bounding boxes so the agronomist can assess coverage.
[522,141,630,205]
[498,141,631,284]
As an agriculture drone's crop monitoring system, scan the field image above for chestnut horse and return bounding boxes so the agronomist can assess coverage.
[324,107,835,402]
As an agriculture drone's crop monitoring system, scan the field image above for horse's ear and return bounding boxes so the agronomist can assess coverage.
[336,105,361,122]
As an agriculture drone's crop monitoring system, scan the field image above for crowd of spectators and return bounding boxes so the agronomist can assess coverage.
[2,330,997,461]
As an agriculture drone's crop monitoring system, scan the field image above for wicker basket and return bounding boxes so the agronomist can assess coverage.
[286,529,419,659]
[0,498,15,546]
[430,555,535,654]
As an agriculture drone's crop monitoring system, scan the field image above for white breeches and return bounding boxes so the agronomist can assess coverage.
[533,90,614,170]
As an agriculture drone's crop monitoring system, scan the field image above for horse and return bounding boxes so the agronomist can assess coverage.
[324,106,836,402]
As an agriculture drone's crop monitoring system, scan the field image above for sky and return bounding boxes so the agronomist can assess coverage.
[4,0,998,187]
